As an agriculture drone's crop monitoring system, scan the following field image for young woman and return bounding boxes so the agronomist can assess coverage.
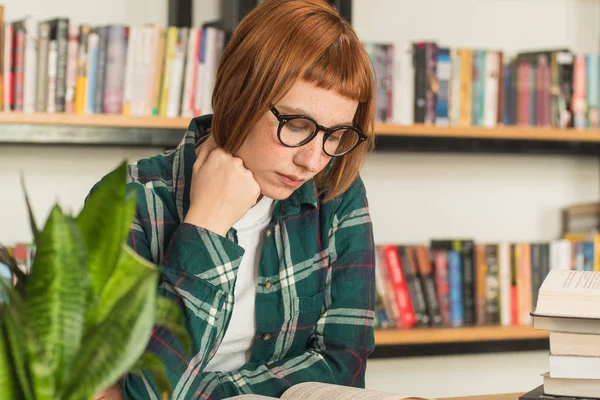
[100,0,377,398]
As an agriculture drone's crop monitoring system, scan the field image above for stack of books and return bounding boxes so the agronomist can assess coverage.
[522,269,600,399]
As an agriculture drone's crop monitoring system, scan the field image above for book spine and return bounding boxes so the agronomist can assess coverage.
[64,23,79,113]
[435,47,450,126]
[400,246,429,326]
[94,26,108,113]
[36,21,50,112]
[448,250,464,327]
[74,25,89,115]
[412,42,426,124]
[475,243,487,325]
[433,250,450,326]
[54,18,68,112]
[103,25,128,114]
[84,31,99,114]
[415,245,443,326]
[572,54,587,128]
[425,42,438,124]
[3,24,11,111]
[383,245,416,328]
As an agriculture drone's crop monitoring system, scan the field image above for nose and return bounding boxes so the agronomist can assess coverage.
[293,134,328,173]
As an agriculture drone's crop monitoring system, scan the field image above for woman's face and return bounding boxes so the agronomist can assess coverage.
[236,79,359,201]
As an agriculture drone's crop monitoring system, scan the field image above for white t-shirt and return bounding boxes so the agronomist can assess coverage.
[203,195,274,372]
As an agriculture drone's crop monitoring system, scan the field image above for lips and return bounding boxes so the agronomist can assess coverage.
[277,173,305,187]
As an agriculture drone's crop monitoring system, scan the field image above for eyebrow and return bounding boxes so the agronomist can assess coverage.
[278,105,354,127]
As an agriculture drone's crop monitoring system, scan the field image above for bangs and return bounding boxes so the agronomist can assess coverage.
[302,33,373,104]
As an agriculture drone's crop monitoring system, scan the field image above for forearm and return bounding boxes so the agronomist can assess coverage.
[195,333,373,398]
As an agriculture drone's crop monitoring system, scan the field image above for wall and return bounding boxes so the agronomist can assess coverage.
[0,0,598,397]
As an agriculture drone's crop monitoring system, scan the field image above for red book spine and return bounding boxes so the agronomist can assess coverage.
[383,245,416,328]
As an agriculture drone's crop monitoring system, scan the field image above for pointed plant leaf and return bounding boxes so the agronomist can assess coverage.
[129,352,173,398]
[64,257,159,399]
[20,172,40,246]
[0,281,35,400]
[0,280,54,399]
[155,296,191,356]
[0,306,21,400]
[75,161,136,299]
[91,245,155,325]
[25,205,88,391]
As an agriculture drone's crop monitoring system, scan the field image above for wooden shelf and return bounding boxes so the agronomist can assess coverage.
[375,123,600,142]
[0,112,191,129]
[374,325,548,346]
[0,112,598,141]
[0,113,599,154]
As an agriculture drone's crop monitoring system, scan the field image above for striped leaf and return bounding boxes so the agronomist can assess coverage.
[64,246,159,399]
[0,306,21,400]
[20,173,40,246]
[0,282,35,400]
[92,244,157,324]
[75,161,137,301]
[25,205,88,391]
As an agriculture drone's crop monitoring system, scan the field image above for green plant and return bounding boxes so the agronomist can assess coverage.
[0,162,190,399]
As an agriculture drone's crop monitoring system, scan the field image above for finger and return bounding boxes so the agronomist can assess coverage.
[195,135,218,167]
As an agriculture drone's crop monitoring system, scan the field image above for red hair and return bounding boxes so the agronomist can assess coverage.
[211,0,375,201]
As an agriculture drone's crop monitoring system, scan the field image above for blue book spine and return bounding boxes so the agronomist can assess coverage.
[448,250,464,327]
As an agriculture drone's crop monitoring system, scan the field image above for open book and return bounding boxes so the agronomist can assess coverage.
[225,381,433,400]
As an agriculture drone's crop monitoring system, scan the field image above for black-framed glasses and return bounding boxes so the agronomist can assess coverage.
[270,106,367,157]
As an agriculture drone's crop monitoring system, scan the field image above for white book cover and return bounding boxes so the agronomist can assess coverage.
[450,48,462,126]
[46,40,57,113]
[132,26,149,116]
[483,50,500,128]
[550,239,572,271]
[393,41,413,125]
[141,25,158,117]
[201,27,224,115]
[23,17,38,113]
[122,25,138,115]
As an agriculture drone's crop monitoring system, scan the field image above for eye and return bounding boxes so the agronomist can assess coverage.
[287,118,313,133]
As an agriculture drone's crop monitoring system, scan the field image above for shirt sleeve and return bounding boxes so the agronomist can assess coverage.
[123,178,377,399]
[121,182,246,399]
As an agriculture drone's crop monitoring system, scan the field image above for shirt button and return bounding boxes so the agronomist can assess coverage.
[265,280,272,289]
[266,229,272,237]
[262,333,272,341]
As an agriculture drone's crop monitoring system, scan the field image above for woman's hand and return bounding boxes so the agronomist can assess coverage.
[184,135,261,236]
[94,383,123,400]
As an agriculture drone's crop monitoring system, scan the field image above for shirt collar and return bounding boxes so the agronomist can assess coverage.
[173,114,318,223]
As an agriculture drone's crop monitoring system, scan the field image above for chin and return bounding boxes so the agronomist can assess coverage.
[260,185,296,201]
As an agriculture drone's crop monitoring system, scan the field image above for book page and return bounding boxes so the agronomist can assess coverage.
[281,382,433,400]
[540,270,600,293]
[225,395,277,399]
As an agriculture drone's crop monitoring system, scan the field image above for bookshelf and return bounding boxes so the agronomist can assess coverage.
[2,113,600,155]
[374,325,547,346]
[372,326,549,359]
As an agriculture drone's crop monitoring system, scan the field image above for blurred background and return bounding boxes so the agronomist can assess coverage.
[2,0,600,397]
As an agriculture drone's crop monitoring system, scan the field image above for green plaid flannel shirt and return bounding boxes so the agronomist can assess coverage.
[116,115,376,399]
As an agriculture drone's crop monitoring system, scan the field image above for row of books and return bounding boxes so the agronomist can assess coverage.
[373,236,599,330]
[369,41,596,130]
[0,9,226,117]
